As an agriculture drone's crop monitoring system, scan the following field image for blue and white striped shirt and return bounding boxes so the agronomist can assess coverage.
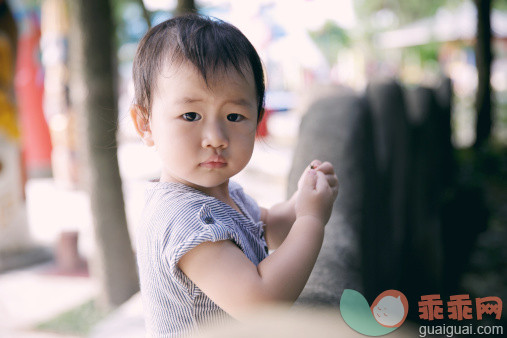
[136,180,269,337]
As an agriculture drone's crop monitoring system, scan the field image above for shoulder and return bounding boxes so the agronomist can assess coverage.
[146,181,238,234]
[141,181,218,238]
[228,180,244,194]
[229,180,261,223]
[145,181,213,213]
[229,180,249,205]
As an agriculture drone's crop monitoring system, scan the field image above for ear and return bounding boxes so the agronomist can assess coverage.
[130,105,154,147]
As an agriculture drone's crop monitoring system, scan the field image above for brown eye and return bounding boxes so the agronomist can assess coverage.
[182,112,201,121]
[227,113,244,122]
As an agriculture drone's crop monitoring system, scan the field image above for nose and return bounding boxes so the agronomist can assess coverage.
[201,120,228,150]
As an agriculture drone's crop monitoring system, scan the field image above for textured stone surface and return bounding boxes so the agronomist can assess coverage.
[288,88,374,307]
[363,80,411,300]
[287,79,487,316]
[403,86,445,301]
[434,77,455,188]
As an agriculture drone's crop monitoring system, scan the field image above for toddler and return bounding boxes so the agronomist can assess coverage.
[130,14,339,337]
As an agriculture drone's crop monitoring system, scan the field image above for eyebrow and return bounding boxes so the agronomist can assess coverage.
[226,98,255,108]
[176,97,254,108]
[177,97,203,105]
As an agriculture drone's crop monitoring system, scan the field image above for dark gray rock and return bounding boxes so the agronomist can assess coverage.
[403,86,445,300]
[286,79,466,311]
[359,80,412,302]
[435,78,488,295]
[434,77,455,188]
[288,87,374,307]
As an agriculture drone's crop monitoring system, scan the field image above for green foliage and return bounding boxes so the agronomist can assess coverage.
[309,20,350,66]
[493,0,507,11]
[35,299,108,336]
[354,0,463,28]
[111,0,152,48]
[403,41,440,64]
[495,96,507,142]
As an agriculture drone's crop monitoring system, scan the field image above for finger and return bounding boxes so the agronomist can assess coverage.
[326,174,339,188]
[302,169,317,191]
[298,165,312,189]
[310,159,322,170]
[332,181,339,198]
[315,161,334,174]
[302,160,318,176]
[315,170,329,192]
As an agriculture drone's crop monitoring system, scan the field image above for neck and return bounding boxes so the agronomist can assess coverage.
[160,173,231,203]
[197,181,230,203]
[201,180,242,215]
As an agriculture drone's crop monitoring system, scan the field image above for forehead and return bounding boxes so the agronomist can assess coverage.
[154,59,257,100]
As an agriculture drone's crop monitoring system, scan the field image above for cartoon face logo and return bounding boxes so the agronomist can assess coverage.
[371,290,409,327]
[340,289,409,336]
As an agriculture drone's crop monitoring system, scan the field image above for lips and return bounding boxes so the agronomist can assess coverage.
[200,155,227,169]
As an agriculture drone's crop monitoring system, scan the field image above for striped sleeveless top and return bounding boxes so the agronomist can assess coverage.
[136,180,269,337]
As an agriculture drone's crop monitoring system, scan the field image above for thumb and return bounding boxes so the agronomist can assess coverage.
[315,170,328,192]
[301,169,317,191]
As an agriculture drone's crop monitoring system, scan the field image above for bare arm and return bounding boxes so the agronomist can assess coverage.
[178,169,335,320]
[260,192,297,250]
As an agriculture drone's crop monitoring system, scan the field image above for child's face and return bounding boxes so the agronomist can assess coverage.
[136,60,258,191]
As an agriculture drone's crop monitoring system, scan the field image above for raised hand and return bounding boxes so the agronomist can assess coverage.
[297,160,339,202]
[295,166,336,226]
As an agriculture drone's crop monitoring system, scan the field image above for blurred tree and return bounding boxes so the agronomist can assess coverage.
[493,0,507,11]
[112,0,151,47]
[135,0,151,29]
[354,0,462,29]
[0,0,16,56]
[355,0,499,148]
[474,0,492,148]
[309,20,350,67]
[68,0,139,310]
[0,0,30,254]
[175,0,196,15]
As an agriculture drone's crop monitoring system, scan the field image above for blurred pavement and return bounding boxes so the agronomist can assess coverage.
[0,262,96,337]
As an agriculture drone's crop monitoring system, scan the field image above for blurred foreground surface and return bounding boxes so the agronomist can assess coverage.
[0,262,97,337]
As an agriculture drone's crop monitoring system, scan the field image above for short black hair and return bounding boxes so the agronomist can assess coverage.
[132,14,265,123]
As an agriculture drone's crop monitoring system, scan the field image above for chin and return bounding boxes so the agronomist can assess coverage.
[194,170,240,187]
[189,177,230,189]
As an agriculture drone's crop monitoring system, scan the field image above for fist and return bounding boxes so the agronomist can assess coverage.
[297,160,339,201]
[295,162,338,225]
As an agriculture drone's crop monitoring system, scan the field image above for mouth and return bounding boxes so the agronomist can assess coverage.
[200,155,227,169]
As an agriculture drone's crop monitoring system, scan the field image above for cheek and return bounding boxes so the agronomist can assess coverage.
[153,125,198,155]
[235,129,256,152]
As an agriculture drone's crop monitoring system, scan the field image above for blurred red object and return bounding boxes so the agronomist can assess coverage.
[256,108,272,138]
[15,12,52,176]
